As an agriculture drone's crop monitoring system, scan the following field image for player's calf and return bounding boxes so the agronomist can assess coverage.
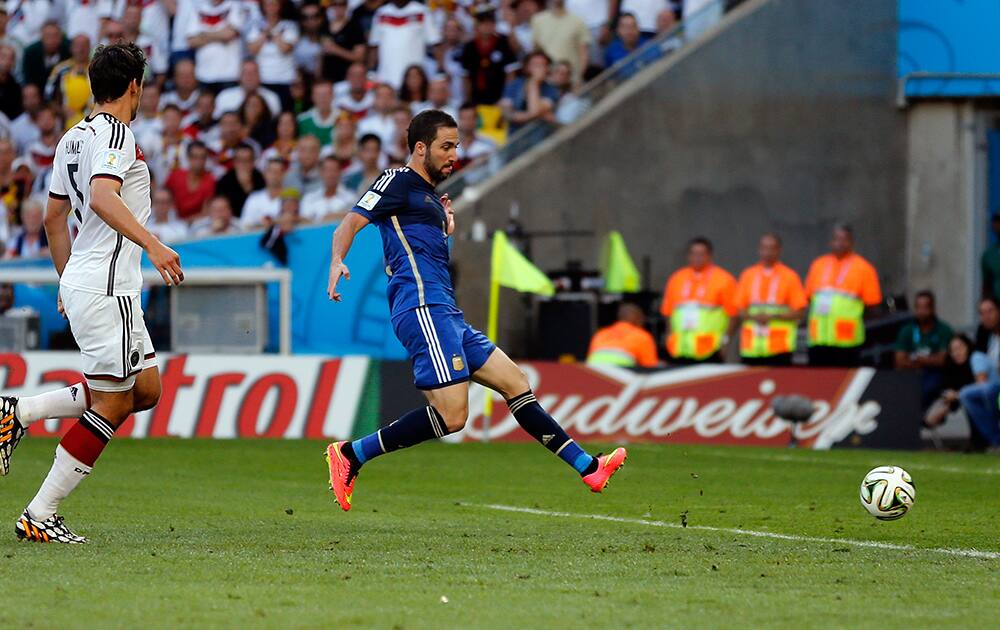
[2,384,91,477]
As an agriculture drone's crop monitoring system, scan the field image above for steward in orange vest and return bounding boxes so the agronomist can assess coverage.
[804,224,882,367]
[587,303,659,368]
[735,233,807,366]
[660,237,737,364]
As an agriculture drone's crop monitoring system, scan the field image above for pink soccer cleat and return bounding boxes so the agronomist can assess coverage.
[325,441,359,512]
[582,447,628,493]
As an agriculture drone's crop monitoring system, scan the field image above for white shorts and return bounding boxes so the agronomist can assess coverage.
[61,285,157,392]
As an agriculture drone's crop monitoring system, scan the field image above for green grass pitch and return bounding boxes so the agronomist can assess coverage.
[1,439,998,628]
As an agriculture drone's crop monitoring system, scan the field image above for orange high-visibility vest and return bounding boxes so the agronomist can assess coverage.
[735,263,807,358]
[804,253,882,348]
[660,265,738,359]
[587,322,658,367]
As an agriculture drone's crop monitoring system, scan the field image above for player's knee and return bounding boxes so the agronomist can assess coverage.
[512,369,530,395]
[440,402,469,433]
[133,381,161,412]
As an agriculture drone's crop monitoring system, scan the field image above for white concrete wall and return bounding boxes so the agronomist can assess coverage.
[904,102,987,328]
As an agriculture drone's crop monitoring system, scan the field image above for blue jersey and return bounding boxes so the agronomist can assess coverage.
[350,167,455,318]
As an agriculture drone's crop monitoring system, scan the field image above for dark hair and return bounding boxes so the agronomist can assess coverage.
[233,142,256,156]
[186,140,208,157]
[833,222,854,238]
[399,64,429,104]
[406,109,457,153]
[914,289,935,307]
[89,43,146,103]
[459,101,477,113]
[358,133,382,149]
[947,333,974,366]
[523,49,552,70]
[687,236,713,253]
[981,296,1000,310]
[240,93,270,127]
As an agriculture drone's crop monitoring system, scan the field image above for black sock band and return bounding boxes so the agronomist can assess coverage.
[79,410,115,444]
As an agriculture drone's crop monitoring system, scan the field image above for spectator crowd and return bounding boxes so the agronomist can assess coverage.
[0,0,700,258]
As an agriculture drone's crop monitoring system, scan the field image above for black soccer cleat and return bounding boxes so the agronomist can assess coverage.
[15,510,88,544]
[0,396,25,477]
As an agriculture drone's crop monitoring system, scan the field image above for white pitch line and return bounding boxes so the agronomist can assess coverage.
[470,504,1000,561]
[626,445,1000,477]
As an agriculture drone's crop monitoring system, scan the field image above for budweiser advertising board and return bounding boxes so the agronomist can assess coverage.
[0,353,922,449]
[457,363,923,450]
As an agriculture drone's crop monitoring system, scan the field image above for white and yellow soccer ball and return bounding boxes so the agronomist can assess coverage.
[859,465,916,520]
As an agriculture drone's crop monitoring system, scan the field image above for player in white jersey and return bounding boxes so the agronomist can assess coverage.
[0,43,183,544]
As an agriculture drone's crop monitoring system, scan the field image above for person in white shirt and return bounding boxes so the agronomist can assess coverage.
[146,188,190,244]
[333,61,374,119]
[171,0,198,57]
[61,0,111,43]
[9,83,42,153]
[416,74,457,118]
[5,0,53,49]
[299,155,354,223]
[129,81,161,148]
[191,194,241,237]
[142,104,187,183]
[186,0,244,90]
[160,59,201,117]
[245,0,298,106]
[213,59,282,119]
[138,0,171,60]
[10,43,183,544]
[120,4,167,80]
[455,101,495,168]
[240,156,286,229]
[423,14,464,100]
[368,0,441,89]
[356,82,397,148]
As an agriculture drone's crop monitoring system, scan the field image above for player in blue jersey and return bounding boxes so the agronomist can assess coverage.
[323,110,627,511]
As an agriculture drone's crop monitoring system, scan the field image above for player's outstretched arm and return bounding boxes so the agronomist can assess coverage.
[328,212,370,302]
[43,196,73,277]
[91,177,184,286]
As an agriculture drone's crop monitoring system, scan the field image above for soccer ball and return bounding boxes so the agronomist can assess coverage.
[859,466,915,520]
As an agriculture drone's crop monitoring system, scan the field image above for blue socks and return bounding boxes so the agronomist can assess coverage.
[506,391,596,476]
[342,393,596,478]
[348,406,449,465]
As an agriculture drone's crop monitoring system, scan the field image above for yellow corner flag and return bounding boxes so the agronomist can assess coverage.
[491,231,555,298]
[487,231,554,342]
[600,230,641,293]
[484,231,554,428]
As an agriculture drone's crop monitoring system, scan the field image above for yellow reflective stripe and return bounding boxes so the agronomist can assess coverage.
[391,216,425,306]
[587,349,637,366]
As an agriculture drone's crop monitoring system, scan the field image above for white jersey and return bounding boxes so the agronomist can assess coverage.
[50,112,151,297]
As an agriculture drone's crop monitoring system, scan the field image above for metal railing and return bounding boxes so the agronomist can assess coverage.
[441,0,739,199]
[0,267,293,354]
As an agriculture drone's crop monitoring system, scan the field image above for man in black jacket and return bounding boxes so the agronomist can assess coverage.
[20,21,68,89]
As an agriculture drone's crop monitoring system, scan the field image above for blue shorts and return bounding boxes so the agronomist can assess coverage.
[392,305,497,390]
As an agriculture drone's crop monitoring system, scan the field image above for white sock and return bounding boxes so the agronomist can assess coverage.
[16,384,89,427]
[26,445,92,520]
